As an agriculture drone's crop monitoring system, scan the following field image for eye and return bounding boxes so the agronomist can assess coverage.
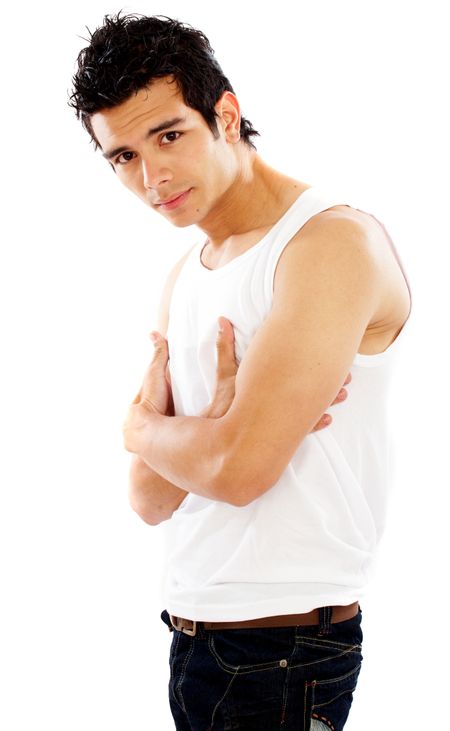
[161,131,182,145]
[115,151,136,165]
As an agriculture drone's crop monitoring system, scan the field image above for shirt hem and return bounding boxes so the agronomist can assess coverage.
[164,589,365,622]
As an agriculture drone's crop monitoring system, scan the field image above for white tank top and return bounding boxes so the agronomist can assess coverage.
[162,186,412,621]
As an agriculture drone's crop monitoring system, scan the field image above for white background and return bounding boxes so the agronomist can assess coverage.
[1,1,448,729]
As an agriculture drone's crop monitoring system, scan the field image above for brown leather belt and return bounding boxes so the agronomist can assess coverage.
[169,602,359,637]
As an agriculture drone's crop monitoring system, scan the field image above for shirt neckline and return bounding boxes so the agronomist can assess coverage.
[197,186,315,275]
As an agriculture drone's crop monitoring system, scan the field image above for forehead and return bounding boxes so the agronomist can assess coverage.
[90,76,193,150]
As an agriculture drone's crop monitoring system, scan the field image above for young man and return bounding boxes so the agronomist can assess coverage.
[70,12,412,730]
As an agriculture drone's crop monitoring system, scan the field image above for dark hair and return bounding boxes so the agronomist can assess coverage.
[69,11,260,150]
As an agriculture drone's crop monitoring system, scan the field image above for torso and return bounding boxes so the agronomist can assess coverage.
[199,184,411,357]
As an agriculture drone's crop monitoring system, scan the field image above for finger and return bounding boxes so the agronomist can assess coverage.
[149,331,169,363]
[311,413,332,432]
[330,387,348,406]
[132,387,143,405]
[165,361,172,386]
[216,317,239,378]
[217,317,235,345]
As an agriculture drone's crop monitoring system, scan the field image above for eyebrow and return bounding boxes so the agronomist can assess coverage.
[102,116,187,160]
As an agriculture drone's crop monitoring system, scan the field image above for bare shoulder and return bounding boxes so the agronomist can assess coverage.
[275,204,411,351]
[274,205,382,298]
[157,243,196,336]
[324,206,412,336]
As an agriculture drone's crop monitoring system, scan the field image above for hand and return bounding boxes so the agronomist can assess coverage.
[130,331,174,416]
[200,316,352,431]
[314,371,351,431]
[199,317,239,418]
[123,332,174,454]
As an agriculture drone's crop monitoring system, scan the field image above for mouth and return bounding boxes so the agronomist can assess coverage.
[156,189,192,210]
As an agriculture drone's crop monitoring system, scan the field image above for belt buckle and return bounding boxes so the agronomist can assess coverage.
[170,615,197,637]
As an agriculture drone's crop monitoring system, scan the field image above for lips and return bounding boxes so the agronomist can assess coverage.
[157,189,190,206]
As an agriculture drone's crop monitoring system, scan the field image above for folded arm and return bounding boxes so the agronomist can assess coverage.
[125,213,381,507]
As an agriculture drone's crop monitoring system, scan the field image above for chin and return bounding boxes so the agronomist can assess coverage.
[166,218,195,229]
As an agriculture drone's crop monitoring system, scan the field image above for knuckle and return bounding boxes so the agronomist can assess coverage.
[153,343,166,357]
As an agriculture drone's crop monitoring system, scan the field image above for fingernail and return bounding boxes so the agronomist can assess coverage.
[150,332,158,343]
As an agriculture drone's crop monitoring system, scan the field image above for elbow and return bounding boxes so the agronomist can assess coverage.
[129,494,165,526]
[208,425,283,507]
[214,460,275,508]
[128,477,170,526]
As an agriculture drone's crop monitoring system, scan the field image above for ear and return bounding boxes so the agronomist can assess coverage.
[214,91,241,143]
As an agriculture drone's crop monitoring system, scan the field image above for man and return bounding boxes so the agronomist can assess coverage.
[70,12,412,730]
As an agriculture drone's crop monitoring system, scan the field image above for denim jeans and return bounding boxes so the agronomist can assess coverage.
[160,605,363,730]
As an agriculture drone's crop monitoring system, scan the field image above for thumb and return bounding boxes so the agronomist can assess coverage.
[149,331,169,359]
[216,317,238,377]
[217,316,233,340]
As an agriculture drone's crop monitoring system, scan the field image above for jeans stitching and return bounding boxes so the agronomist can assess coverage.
[312,684,359,711]
[174,637,194,713]
[280,667,290,725]
[311,715,335,730]
[208,634,283,675]
[312,663,362,688]
[295,635,361,652]
[304,680,316,729]
[311,664,361,709]
[169,631,181,677]
[209,667,239,728]
[290,646,361,670]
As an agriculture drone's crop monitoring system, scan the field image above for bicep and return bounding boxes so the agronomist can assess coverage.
[218,217,382,503]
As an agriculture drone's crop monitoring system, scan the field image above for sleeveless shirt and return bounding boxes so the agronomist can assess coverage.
[161,186,412,621]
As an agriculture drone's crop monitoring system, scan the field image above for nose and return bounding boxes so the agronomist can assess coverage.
[141,157,172,190]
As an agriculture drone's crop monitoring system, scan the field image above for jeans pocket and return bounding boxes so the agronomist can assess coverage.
[309,662,362,731]
[297,609,363,656]
[208,627,296,675]
[294,632,363,677]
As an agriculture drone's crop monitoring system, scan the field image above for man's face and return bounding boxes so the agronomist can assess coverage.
[90,76,238,227]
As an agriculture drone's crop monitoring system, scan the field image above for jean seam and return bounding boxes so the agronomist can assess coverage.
[290,646,361,671]
[208,634,283,675]
[280,666,290,726]
[295,636,361,652]
[209,667,239,728]
[169,631,181,676]
[313,662,361,689]
[311,663,362,710]
[304,679,316,729]
[174,638,194,713]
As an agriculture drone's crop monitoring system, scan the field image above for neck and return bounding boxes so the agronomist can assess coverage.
[197,152,303,249]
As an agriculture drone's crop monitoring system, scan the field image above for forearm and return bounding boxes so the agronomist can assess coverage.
[127,408,230,503]
[128,454,188,525]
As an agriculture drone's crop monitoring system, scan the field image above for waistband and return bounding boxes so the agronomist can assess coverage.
[167,602,360,637]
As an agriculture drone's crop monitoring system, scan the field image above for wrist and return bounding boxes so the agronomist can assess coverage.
[199,404,221,419]
[124,402,158,454]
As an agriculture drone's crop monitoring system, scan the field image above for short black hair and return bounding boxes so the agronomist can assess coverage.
[69,11,260,150]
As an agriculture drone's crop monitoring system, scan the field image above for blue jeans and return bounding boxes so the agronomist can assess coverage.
[160,605,363,730]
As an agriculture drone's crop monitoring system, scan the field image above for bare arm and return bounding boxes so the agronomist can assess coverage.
[125,214,368,508]
[128,303,246,523]
[128,453,188,525]
[128,248,193,525]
